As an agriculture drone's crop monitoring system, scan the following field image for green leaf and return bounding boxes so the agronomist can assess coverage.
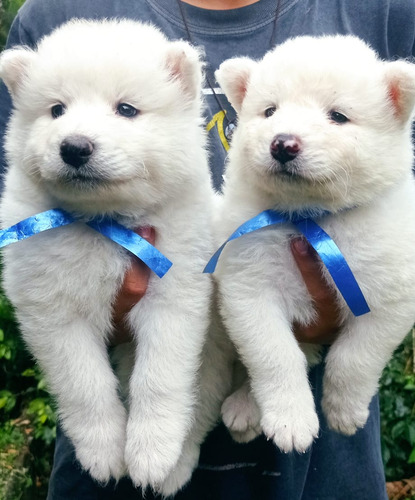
[408,423,415,446]
[0,390,16,412]
[408,446,415,464]
[37,378,47,391]
[382,445,391,465]
[28,398,46,413]
[391,420,407,439]
[21,368,36,377]
[395,396,410,418]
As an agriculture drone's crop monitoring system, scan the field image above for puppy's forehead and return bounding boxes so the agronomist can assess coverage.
[267,35,378,71]
[252,35,381,96]
[37,19,168,56]
[24,20,177,106]
[34,20,171,83]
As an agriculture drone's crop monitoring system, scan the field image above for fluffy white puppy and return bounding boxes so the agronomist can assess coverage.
[213,36,415,452]
[0,19,228,494]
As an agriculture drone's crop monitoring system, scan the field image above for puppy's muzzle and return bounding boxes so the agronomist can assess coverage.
[60,135,94,168]
[270,134,302,164]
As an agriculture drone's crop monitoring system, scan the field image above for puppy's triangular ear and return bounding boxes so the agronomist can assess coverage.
[0,47,36,99]
[165,41,203,102]
[384,59,415,124]
[215,57,257,113]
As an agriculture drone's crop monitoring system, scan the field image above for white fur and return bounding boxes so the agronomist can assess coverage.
[214,36,415,450]
[0,19,231,495]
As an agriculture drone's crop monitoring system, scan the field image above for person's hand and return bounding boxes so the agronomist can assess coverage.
[291,237,341,344]
[110,227,156,346]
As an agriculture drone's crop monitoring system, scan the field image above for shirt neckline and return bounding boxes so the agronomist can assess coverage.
[145,0,301,36]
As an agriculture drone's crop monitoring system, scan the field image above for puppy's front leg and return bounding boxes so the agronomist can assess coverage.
[157,311,235,497]
[322,310,414,435]
[26,320,127,483]
[124,272,210,489]
[221,369,262,444]
[218,279,319,453]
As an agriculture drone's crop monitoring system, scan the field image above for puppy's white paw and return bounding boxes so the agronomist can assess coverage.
[221,387,262,443]
[261,399,319,453]
[156,442,200,498]
[74,420,127,483]
[322,391,369,435]
[125,418,184,489]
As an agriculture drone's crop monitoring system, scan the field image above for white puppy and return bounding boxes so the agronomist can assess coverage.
[213,36,415,452]
[0,19,228,494]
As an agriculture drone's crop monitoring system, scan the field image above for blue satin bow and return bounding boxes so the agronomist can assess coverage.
[0,208,172,278]
[204,209,370,317]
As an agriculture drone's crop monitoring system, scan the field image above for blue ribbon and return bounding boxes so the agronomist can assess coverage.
[87,218,172,278]
[0,208,172,278]
[204,209,370,317]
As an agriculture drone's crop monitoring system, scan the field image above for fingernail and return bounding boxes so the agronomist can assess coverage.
[137,226,152,239]
[292,237,309,256]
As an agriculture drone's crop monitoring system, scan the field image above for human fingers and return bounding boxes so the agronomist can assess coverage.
[290,237,341,344]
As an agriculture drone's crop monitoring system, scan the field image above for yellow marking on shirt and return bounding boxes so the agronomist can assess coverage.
[206,110,230,151]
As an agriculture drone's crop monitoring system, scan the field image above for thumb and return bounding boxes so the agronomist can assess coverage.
[136,225,156,246]
[122,226,156,296]
[290,237,324,299]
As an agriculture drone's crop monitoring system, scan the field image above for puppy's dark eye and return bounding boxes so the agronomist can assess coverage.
[265,106,276,118]
[51,104,66,119]
[117,103,139,118]
[329,110,349,124]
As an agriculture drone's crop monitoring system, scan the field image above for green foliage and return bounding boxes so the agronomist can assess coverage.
[0,291,55,499]
[380,330,415,481]
[0,421,25,459]
[0,421,32,500]
[0,0,26,51]
[26,397,56,445]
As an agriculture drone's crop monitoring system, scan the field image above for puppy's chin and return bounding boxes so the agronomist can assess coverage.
[42,159,136,198]
[250,161,351,213]
[56,173,108,190]
[44,182,124,214]
[266,158,314,184]
[39,170,110,205]
[42,171,117,206]
[270,166,305,183]
[42,171,158,215]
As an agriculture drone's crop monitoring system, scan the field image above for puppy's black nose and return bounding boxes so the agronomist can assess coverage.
[60,135,94,168]
[270,134,302,164]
